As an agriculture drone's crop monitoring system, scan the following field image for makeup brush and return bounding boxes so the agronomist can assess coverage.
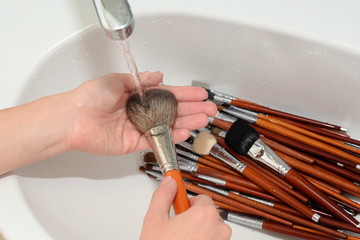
[192,131,321,223]
[206,88,345,132]
[219,211,336,240]
[224,119,360,226]
[126,89,190,214]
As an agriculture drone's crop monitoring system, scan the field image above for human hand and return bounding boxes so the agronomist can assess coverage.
[66,71,217,155]
[140,176,232,240]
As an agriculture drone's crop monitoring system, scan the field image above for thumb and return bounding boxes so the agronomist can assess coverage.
[147,176,177,220]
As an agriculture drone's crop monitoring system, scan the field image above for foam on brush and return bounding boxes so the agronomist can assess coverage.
[192,131,217,155]
[126,89,177,133]
[225,119,259,155]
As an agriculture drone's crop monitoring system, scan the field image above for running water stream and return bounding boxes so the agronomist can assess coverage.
[118,39,144,98]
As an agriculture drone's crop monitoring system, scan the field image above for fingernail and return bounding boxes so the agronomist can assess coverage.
[160,176,173,185]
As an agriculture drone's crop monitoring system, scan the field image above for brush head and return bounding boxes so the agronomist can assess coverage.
[225,119,259,155]
[192,131,217,155]
[126,89,178,134]
[218,210,229,220]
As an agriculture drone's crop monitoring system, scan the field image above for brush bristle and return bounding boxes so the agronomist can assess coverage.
[126,89,178,133]
[224,119,259,155]
[143,152,157,163]
[218,210,229,220]
[192,131,217,155]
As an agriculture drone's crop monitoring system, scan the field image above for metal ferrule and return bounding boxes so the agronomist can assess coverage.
[208,116,215,125]
[198,183,230,196]
[147,125,178,174]
[210,89,237,100]
[240,194,274,207]
[217,129,227,138]
[176,141,193,153]
[209,144,247,172]
[216,112,237,123]
[176,149,199,161]
[145,169,163,179]
[178,156,197,166]
[248,139,291,176]
[228,105,259,119]
[149,165,161,172]
[189,131,198,139]
[178,164,198,173]
[213,95,233,105]
[227,212,264,230]
[224,108,258,124]
[92,0,134,40]
[197,174,226,186]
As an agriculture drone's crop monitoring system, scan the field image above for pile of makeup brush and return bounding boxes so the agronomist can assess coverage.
[139,88,360,240]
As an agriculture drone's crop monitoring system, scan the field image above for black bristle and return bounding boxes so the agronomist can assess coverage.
[219,210,229,220]
[205,89,216,100]
[224,119,259,155]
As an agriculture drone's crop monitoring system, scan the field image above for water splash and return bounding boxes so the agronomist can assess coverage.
[118,39,144,98]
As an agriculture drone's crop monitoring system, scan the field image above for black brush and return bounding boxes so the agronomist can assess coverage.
[225,119,360,227]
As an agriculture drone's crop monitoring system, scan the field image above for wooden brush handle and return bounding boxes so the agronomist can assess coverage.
[260,114,360,155]
[256,118,360,165]
[242,166,317,221]
[262,221,335,240]
[284,168,359,226]
[164,169,190,214]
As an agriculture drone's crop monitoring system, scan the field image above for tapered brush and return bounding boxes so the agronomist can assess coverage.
[126,89,190,214]
[224,119,360,226]
[191,131,321,223]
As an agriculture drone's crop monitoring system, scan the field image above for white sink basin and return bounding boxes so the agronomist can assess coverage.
[2,12,360,240]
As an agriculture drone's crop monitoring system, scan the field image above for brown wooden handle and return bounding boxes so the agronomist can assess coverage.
[242,167,316,221]
[164,169,190,214]
[285,168,359,226]
[262,221,335,240]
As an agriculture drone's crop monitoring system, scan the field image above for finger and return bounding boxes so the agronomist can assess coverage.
[146,176,177,220]
[115,71,164,91]
[153,85,208,102]
[173,113,209,130]
[177,101,217,117]
[189,194,215,207]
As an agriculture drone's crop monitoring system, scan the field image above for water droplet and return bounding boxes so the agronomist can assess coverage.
[166,21,172,25]
[84,52,90,57]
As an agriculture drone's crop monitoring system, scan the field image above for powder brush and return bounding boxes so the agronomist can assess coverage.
[126,89,190,214]
[224,119,360,226]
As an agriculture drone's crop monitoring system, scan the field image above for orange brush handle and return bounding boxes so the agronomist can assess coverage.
[164,169,190,214]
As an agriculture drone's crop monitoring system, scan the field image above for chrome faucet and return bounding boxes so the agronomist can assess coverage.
[92,0,134,40]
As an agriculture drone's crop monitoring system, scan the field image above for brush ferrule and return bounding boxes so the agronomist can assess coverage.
[216,112,237,123]
[217,129,227,138]
[209,89,237,100]
[225,109,258,124]
[198,183,230,196]
[178,156,196,166]
[176,149,199,161]
[148,125,178,174]
[241,194,274,207]
[212,95,233,105]
[227,212,264,229]
[197,174,226,186]
[247,139,291,176]
[209,144,247,173]
[178,164,198,173]
[145,169,163,179]
[176,141,193,153]
[227,106,258,119]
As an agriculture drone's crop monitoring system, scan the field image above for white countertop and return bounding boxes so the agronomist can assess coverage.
[1,1,360,239]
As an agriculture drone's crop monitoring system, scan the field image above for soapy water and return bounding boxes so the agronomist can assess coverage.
[118,39,144,98]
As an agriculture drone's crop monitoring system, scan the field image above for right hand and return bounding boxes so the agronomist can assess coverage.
[140,176,232,240]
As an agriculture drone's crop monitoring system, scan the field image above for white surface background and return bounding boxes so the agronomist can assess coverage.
[1,0,360,239]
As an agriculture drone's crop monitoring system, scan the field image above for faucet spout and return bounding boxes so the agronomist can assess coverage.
[92,0,134,41]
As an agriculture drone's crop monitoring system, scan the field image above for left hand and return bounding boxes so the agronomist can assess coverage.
[66,71,217,155]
